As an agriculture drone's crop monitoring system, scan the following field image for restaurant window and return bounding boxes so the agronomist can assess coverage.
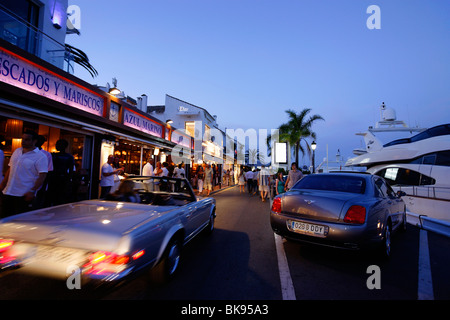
[204,124,211,141]
[0,116,92,200]
[114,140,142,175]
[185,121,195,138]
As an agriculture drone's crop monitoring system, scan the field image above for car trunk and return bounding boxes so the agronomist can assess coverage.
[0,200,174,252]
[281,190,361,222]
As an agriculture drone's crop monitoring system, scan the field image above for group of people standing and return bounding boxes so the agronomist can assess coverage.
[237,162,304,202]
[99,156,187,200]
[0,130,75,218]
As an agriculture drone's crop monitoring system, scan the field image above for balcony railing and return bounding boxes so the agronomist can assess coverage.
[0,5,75,73]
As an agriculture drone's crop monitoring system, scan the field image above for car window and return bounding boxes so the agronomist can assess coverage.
[374,178,385,198]
[385,182,397,199]
[291,175,366,194]
[374,178,396,198]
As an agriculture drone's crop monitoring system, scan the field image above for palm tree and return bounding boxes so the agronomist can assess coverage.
[276,108,324,165]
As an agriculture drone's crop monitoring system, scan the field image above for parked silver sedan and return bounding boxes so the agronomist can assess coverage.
[0,176,216,285]
[270,173,406,257]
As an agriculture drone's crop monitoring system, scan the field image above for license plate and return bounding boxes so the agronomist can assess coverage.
[33,245,87,265]
[288,220,326,237]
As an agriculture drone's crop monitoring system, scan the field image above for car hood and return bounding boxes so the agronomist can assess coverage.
[0,200,177,252]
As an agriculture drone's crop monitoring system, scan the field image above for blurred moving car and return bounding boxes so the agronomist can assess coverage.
[0,176,216,285]
[270,173,406,257]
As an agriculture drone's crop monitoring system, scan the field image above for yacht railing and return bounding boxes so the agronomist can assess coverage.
[407,212,450,238]
[398,185,450,201]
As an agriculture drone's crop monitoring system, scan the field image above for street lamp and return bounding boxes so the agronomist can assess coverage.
[311,141,317,173]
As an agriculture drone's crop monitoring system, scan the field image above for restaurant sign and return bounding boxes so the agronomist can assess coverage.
[0,46,104,117]
[123,107,163,138]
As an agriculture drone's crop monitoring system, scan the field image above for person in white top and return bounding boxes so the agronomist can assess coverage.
[34,135,53,208]
[161,162,169,176]
[244,169,254,194]
[142,157,154,176]
[100,155,123,198]
[174,163,185,178]
[142,157,154,191]
[257,165,270,202]
[0,130,48,217]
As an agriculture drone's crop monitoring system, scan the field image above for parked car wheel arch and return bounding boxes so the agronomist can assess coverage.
[155,224,185,266]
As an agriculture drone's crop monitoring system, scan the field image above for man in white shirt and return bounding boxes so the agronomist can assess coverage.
[244,169,254,194]
[258,165,270,202]
[142,157,154,192]
[0,130,48,217]
[142,157,154,176]
[100,155,123,198]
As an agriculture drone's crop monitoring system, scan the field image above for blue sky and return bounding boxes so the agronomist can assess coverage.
[67,0,450,167]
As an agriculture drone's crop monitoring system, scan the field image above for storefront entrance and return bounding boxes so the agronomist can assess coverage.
[0,114,93,203]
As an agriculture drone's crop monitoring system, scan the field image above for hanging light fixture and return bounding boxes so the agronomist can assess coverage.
[6,119,23,139]
[108,77,121,95]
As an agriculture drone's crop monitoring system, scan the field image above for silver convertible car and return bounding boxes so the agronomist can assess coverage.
[0,176,216,285]
[270,173,406,258]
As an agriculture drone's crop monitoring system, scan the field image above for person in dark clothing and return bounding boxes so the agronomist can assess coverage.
[47,139,75,206]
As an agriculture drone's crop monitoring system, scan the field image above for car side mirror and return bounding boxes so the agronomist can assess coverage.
[396,191,406,197]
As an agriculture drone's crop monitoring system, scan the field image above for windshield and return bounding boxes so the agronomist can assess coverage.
[104,176,197,206]
[291,175,366,194]
[129,176,194,197]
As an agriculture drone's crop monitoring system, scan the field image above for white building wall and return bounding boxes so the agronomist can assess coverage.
[39,0,69,69]
[149,95,225,164]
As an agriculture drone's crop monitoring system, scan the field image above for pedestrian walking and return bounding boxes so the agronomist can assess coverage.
[0,130,48,217]
[258,165,270,202]
[285,162,303,191]
[204,163,213,196]
[245,168,254,194]
[238,170,245,193]
[252,169,258,195]
[197,165,204,195]
[275,172,286,195]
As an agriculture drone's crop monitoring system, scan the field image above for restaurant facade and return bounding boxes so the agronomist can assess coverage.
[0,38,192,200]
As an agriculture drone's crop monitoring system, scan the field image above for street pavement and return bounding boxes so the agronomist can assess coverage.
[1,185,449,303]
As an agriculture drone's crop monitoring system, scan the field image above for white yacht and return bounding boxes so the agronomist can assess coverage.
[346,104,450,222]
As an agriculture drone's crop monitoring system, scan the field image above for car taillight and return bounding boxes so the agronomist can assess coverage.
[271,197,282,214]
[87,251,129,265]
[343,205,366,224]
[0,239,14,253]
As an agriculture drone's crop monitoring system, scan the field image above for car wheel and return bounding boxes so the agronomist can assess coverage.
[379,222,392,259]
[203,213,215,235]
[149,236,182,284]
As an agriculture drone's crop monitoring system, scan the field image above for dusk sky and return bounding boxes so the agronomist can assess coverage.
[67,0,450,168]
